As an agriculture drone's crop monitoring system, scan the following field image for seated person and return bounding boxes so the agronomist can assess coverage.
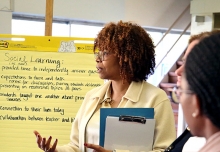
[178,33,220,152]
[166,30,220,152]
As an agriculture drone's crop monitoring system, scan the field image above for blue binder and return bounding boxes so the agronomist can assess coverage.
[99,108,154,147]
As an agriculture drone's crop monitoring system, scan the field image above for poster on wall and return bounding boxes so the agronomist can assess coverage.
[0,34,103,152]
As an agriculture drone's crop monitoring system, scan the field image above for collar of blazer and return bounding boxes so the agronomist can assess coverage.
[90,80,145,104]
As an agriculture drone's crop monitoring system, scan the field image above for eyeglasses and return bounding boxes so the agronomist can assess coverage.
[94,51,110,61]
[170,86,194,104]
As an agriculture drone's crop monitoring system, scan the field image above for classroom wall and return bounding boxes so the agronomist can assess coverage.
[124,0,190,30]
[0,11,12,34]
[13,0,125,23]
[0,0,12,34]
[190,0,220,34]
[10,0,191,30]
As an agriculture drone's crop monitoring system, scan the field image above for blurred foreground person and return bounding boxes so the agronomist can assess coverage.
[177,33,220,152]
[166,30,220,152]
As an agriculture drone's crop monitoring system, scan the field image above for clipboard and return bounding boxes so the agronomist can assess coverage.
[104,115,155,152]
[99,108,154,147]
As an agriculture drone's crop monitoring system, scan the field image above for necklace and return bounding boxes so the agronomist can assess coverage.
[109,86,123,105]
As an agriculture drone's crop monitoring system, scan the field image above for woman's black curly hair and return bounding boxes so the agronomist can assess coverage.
[93,20,155,82]
[185,33,220,129]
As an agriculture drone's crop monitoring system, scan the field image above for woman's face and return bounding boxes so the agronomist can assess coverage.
[175,40,200,86]
[95,50,121,80]
[179,73,201,136]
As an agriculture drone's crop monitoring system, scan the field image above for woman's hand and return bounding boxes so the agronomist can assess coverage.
[84,143,112,152]
[33,130,58,152]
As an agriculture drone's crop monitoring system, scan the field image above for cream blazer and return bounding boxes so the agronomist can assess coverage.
[56,80,176,152]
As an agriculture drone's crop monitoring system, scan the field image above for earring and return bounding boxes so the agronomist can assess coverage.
[192,113,197,118]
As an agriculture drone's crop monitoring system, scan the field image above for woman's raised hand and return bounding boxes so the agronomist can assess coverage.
[34,130,58,152]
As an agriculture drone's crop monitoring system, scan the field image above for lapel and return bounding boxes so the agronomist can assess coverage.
[124,80,144,103]
[80,81,111,151]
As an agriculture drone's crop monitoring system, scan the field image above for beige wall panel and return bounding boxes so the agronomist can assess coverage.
[13,0,190,30]
[191,0,220,14]
[124,0,191,30]
[14,0,125,22]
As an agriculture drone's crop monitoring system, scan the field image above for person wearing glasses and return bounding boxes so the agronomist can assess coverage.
[174,33,220,152]
[33,21,176,152]
[166,30,220,152]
